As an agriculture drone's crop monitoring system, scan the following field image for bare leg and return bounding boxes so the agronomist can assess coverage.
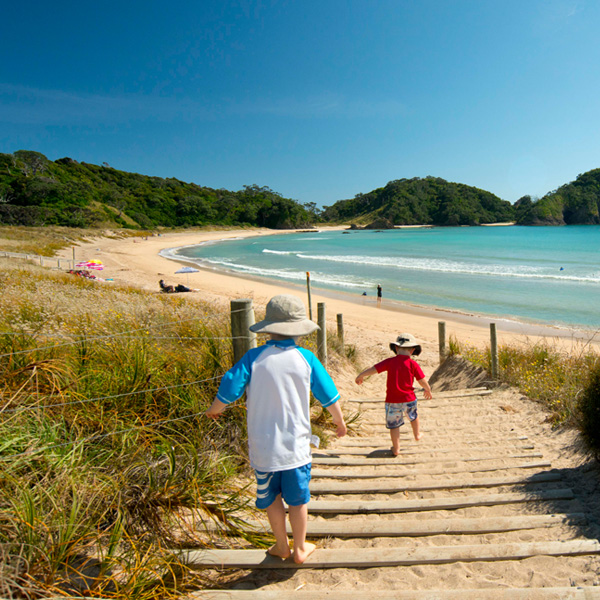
[288,503,316,564]
[390,427,401,456]
[265,495,291,559]
[410,416,422,441]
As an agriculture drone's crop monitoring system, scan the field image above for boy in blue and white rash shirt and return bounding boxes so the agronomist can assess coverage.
[206,295,346,564]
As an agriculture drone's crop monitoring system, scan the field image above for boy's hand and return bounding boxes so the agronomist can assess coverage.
[205,398,227,419]
[335,421,347,438]
[355,375,364,385]
[423,389,433,400]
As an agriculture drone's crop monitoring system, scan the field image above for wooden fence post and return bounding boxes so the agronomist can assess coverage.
[306,272,313,320]
[438,321,446,364]
[490,322,498,379]
[317,302,327,368]
[336,313,344,355]
[230,299,257,363]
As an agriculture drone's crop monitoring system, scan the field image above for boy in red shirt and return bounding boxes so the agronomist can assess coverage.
[355,333,432,456]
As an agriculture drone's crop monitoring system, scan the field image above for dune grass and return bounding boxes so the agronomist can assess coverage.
[0,258,355,598]
[450,334,600,447]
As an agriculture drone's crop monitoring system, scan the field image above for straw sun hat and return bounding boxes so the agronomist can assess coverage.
[249,294,319,336]
[389,333,424,352]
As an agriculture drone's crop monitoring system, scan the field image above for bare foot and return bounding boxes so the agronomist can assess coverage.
[391,446,400,457]
[292,542,317,564]
[267,542,291,560]
[414,432,423,442]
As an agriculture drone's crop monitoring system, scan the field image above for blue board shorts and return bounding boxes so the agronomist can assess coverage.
[385,400,418,429]
[254,463,312,509]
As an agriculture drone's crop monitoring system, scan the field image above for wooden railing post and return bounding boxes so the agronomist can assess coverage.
[438,321,446,364]
[490,323,498,379]
[317,302,327,368]
[336,313,344,355]
[306,272,313,320]
[230,299,257,363]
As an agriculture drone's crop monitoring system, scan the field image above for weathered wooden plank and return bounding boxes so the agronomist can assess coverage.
[308,488,574,514]
[310,471,562,494]
[317,444,535,456]
[348,388,491,403]
[311,461,552,479]
[197,587,600,599]
[312,452,543,466]
[334,435,529,446]
[210,513,585,538]
[181,538,600,569]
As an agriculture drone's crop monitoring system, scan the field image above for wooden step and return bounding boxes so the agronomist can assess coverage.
[180,538,600,569]
[348,389,491,403]
[312,452,543,466]
[312,461,552,479]
[215,513,585,538]
[310,471,562,494]
[308,488,574,514]
[197,587,600,599]
[334,435,529,446]
[318,444,535,456]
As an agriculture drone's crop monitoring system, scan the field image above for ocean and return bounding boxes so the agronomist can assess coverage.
[164,225,600,331]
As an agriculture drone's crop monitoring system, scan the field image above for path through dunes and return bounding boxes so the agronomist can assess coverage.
[185,385,600,598]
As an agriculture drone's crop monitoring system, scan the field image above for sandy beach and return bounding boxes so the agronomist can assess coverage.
[62,226,600,376]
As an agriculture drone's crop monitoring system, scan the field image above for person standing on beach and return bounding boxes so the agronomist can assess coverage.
[377,284,382,307]
[205,294,347,564]
[355,333,432,456]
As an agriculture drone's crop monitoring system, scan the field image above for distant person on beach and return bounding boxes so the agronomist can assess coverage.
[355,333,432,456]
[377,284,382,307]
[205,294,347,564]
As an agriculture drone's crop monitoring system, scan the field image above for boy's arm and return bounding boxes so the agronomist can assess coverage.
[205,398,228,419]
[326,400,347,437]
[417,377,433,400]
[355,366,377,385]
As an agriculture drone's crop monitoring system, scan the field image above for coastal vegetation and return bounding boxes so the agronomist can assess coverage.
[514,168,600,225]
[321,176,515,226]
[451,337,600,451]
[2,150,600,230]
[0,151,316,230]
[0,255,354,598]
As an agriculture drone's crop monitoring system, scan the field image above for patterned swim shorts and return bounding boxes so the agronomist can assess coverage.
[254,463,312,509]
[385,400,418,429]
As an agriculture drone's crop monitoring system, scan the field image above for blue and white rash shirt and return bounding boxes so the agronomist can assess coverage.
[216,338,340,472]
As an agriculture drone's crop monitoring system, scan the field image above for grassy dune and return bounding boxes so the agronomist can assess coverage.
[0,254,354,598]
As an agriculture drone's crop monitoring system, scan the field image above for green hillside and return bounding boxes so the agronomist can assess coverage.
[321,176,515,226]
[0,151,316,229]
[514,168,600,225]
[2,150,600,229]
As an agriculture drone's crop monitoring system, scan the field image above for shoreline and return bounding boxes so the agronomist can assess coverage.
[59,227,600,363]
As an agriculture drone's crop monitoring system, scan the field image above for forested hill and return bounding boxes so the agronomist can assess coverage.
[321,177,515,226]
[514,168,600,225]
[0,151,317,229]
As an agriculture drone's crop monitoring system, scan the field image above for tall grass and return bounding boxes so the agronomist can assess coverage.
[453,335,600,438]
[0,260,257,597]
[0,257,356,597]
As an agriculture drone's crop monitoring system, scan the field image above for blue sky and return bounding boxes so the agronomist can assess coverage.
[1,0,599,207]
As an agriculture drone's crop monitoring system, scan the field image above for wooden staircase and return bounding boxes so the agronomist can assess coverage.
[181,388,600,599]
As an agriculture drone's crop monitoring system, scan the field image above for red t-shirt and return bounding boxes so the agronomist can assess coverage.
[375,354,425,403]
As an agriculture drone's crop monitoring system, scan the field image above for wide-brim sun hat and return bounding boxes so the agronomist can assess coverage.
[389,333,424,352]
[249,294,319,336]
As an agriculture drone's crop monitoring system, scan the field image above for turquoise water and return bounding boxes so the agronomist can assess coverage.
[167,226,600,330]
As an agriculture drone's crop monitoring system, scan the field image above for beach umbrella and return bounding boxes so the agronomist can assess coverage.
[75,260,104,270]
[175,266,199,285]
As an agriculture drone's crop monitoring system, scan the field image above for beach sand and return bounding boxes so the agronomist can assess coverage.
[62,226,599,376]
[59,227,600,594]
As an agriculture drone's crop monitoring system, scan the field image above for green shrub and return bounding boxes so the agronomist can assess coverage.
[579,361,600,453]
